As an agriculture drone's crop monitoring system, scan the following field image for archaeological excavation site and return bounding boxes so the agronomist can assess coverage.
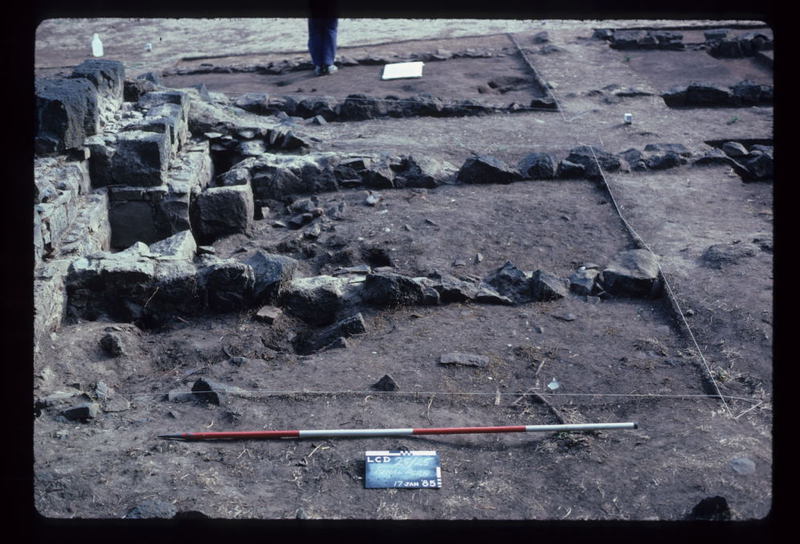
[32,18,774,522]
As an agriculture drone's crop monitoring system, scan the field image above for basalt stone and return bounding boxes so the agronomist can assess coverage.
[391,155,455,188]
[296,96,338,120]
[530,270,567,301]
[192,185,254,244]
[456,155,521,184]
[372,374,399,391]
[446,98,493,115]
[61,402,100,422]
[191,83,213,103]
[600,249,662,298]
[250,165,309,201]
[111,130,171,187]
[233,92,270,114]
[124,78,157,102]
[704,29,729,43]
[198,259,255,313]
[569,268,600,295]
[145,102,189,154]
[219,167,251,187]
[287,213,315,229]
[265,126,310,151]
[245,251,299,302]
[611,30,683,50]
[137,71,164,85]
[70,59,125,115]
[339,94,386,120]
[741,32,772,51]
[149,259,202,318]
[483,261,530,302]
[693,148,740,168]
[662,83,733,107]
[619,148,648,171]
[363,272,439,307]
[267,95,299,116]
[731,80,773,106]
[556,159,586,179]
[190,378,244,406]
[66,242,157,321]
[593,28,614,40]
[474,285,514,305]
[289,196,323,215]
[100,332,125,357]
[396,94,446,117]
[645,151,683,170]
[149,230,197,260]
[721,141,748,158]
[740,153,773,180]
[428,272,480,303]
[84,135,115,187]
[565,145,621,179]
[254,305,282,324]
[643,143,691,157]
[750,144,773,158]
[709,38,748,58]
[361,158,396,189]
[35,77,100,155]
[295,312,368,354]
[279,276,347,325]
[138,90,191,112]
[239,139,267,157]
[653,31,684,50]
[609,29,645,49]
[518,152,557,179]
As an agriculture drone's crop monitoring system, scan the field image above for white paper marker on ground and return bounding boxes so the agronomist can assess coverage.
[381,61,425,80]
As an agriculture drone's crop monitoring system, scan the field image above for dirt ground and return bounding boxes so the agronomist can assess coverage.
[31,17,774,531]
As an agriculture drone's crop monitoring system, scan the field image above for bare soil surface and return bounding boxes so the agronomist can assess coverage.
[32,19,773,525]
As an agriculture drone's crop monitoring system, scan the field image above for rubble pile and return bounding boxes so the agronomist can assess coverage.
[704,30,773,59]
[662,80,773,108]
[605,29,686,50]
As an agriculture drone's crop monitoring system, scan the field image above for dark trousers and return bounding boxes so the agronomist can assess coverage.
[308,18,338,67]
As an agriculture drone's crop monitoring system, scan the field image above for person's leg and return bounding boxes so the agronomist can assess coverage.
[308,18,323,68]
[321,18,338,68]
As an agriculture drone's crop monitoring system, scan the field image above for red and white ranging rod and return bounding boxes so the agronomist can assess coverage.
[159,422,638,441]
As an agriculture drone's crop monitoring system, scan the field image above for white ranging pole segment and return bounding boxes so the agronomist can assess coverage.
[523,423,637,432]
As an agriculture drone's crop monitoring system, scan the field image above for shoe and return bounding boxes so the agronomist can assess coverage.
[326,65,338,74]
[314,65,326,76]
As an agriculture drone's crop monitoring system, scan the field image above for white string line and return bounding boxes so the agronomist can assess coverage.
[506,32,568,124]
[124,388,763,404]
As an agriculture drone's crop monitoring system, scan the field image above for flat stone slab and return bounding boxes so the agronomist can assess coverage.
[438,352,490,368]
[601,249,662,298]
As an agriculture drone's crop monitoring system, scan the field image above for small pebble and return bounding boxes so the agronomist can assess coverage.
[730,457,756,475]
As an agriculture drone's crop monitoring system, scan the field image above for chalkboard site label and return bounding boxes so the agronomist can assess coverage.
[365,450,442,489]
